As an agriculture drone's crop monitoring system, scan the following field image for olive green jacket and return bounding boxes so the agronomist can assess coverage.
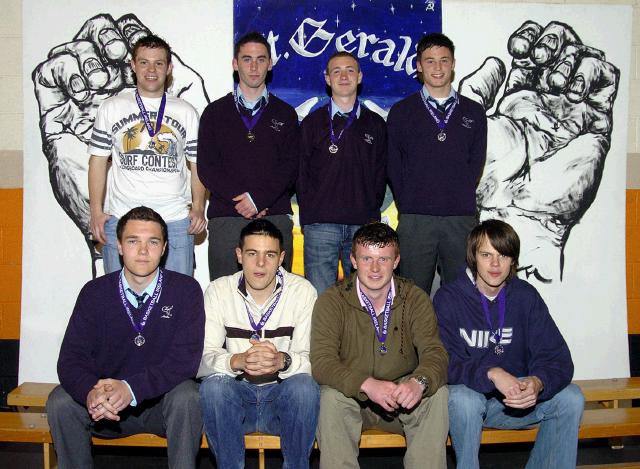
[310,274,448,401]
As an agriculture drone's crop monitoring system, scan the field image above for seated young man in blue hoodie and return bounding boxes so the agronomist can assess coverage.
[433,219,583,469]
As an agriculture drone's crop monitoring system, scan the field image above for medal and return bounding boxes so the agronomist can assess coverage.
[478,287,506,355]
[234,86,267,143]
[118,269,163,348]
[135,90,166,138]
[328,101,359,155]
[359,280,393,356]
[243,270,284,340]
[419,88,457,144]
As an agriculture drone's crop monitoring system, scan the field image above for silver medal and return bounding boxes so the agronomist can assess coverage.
[437,131,447,142]
[251,332,261,341]
[379,344,388,355]
[329,144,339,154]
[494,344,504,355]
[247,131,256,142]
[134,334,146,347]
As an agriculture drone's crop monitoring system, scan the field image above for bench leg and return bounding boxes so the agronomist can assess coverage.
[43,442,57,469]
[258,448,265,469]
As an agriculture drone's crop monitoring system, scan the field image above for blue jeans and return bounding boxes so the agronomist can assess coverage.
[303,223,361,294]
[448,384,584,469]
[200,374,319,469]
[103,216,194,275]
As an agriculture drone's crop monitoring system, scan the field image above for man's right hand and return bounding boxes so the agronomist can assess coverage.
[487,367,523,400]
[360,377,399,412]
[231,339,281,376]
[89,210,111,244]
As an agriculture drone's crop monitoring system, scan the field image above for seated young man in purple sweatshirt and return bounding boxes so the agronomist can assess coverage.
[298,51,387,294]
[46,206,205,469]
[433,219,583,469]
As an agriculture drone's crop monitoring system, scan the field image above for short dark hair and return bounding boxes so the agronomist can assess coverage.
[352,222,399,256]
[132,34,172,63]
[325,51,360,74]
[234,32,271,59]
[466,219,520,280]
[116,206,168,243]
[239,219,283,251]
[416,32,455,59]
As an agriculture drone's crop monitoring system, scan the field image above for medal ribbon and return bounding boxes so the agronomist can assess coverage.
[359,285,393,348]
[234,85,268,134]
[328,100,359,148]
[419,88,457,134]
[118,269,163,337]
[242,270,284,337]
[478,287,506,347]
[135,91,167,137]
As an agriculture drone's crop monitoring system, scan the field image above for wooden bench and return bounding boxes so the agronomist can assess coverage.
[5,379,640,469]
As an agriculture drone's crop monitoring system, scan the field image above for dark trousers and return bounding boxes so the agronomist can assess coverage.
[397,214,476,294]
[46,380,202,469]
[207,214,294,280]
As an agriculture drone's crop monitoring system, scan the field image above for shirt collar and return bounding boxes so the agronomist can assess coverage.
[422,85,457,103]
[356,276,396,311]
[236,85,269,110]
[121,268,160,305]
[330,98,361,119]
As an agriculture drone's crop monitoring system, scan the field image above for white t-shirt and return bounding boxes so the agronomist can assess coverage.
[88,89,199,222]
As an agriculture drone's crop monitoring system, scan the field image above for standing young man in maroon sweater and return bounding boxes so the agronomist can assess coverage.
[298,51,387,294]
[197,32,299,280]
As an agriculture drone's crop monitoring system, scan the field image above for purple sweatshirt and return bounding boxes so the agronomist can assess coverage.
[387,91,487,216]
[433,270,573,401]
[298,104,387,226]
[197,93,299,218]
[57,269,205,405]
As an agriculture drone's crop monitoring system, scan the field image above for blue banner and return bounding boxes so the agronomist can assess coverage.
[234,0,442,114]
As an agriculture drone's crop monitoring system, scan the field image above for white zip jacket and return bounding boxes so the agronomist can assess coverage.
[197,267,317,383]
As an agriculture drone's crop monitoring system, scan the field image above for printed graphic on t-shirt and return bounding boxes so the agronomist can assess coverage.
[459,328,513,348]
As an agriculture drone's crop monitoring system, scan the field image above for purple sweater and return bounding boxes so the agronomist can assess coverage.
[433,271,573,401]
[298,105,387,226]
[197,93,299,218]
[57,269,205,405]
[387,91,487,216]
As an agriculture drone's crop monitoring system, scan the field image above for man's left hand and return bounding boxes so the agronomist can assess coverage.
[503,376,543,409]
[188,206,206,234]
[391,379,424,410]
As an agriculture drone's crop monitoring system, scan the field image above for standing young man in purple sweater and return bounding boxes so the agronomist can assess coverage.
[197,32,299,280]
[387,33,487,294]
[47,206,205,469]
[433,220,583,469]
[298,51,387,294]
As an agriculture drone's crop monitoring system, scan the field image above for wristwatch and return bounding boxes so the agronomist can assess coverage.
[412,375,428,391]
[281,352,292,372]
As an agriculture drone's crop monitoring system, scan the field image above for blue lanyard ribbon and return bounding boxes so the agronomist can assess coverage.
[478,287,506,347]
[135,91,167,137]
[359,286,393,352]
[419,88,457,132]
[118,269,163,336]
[242,270,284,337]
[328,100,359,147]
[234,85,268,134]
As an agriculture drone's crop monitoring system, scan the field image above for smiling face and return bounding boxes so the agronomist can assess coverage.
[117,219,166,288]
[325,55,362,102]
[131,46,172,98]
[350,242,400,299]
[416,45,455,98]
[475,236,514,297]
[233,41,272,100]
[236,234,285,303]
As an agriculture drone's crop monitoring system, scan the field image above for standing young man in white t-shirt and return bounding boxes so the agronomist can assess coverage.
[88,34,206,275]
